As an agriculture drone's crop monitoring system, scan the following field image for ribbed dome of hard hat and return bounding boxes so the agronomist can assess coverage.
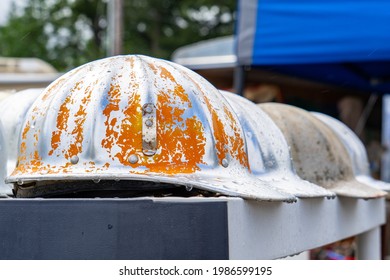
[0,89,43,196]
[221,91,335,198]
[260,103,386,199]
[0,121,7,196]
[312,112,390,193]
[6,55,294,201]
[0,88,43,177]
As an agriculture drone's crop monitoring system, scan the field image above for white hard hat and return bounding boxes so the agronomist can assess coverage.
[6,55,294,201]
[260,103,387,199]
[312,112,390,193]
[0,88,43,196]
[0,121,7,197]
[221,91,335,198]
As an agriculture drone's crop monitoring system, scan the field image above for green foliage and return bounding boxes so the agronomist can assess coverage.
[0,0,235,71]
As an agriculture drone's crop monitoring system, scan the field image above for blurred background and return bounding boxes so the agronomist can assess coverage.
[0,0,236,71]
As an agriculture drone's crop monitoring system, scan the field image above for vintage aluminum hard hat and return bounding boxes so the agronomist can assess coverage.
[0,88,43,196]
[221,91,335,199]
[312,112,390,193]
[6,55,294,201]
[0,121,7,197]
[259,103,387,199]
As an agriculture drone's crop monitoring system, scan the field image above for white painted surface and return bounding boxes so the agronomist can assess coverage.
[356,227,381,260]
[227,197,385,259]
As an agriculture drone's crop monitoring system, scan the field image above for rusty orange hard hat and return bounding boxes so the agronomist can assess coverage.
[221,91,335,199]
[260,103,387,199]
[0,88,43,196]
[6,55,294,201]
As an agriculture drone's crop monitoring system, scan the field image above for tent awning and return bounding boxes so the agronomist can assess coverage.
[236,0,390,93]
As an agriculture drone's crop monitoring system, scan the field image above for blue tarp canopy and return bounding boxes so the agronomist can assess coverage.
[236,0,390,93]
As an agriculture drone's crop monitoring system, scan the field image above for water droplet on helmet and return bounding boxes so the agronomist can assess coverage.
[70,155,79,165]
[128,154,139,164]
[222,158,229,168]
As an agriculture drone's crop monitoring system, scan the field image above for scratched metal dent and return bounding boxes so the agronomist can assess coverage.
[0,88,43,196]
[221,91,335,199]
[6,55,294,201]
[260,103,387,199]
[312,112,390,193]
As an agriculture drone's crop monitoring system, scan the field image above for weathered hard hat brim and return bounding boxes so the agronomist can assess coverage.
[329,178,387,199]
[259,173,336,199]
[6,172,296,202]
[356,175,390,193]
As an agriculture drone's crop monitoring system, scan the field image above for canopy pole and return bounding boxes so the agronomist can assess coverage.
[381,94,390,182]
[233,66,245,96]
[107,0,123,56]
[355,93,378,137]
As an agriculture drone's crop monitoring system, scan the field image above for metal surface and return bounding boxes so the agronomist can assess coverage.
[0,88,43,195]
[260,103,387,199]
[0,196,385,259]
[228,196,385,259]
[0,198,229,260]
[7,55,293,202]
[312,112,390,193]
[222,91,334,199]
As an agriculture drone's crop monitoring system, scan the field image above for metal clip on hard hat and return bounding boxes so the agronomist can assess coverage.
[259,103,387,199]
[6,55,294,202]
[312,112,390,194]
[0,88,43,197]
[221,91,335,199]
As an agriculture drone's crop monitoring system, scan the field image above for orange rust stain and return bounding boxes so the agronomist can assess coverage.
[21,121,30,141]
[113,93,142,163]
[202,94,230,165]
[18,121,31,165]
[65,84,94,159]
[147,62,158,74]
[41,77,66,101]
[49,94,72,156]
[179,70,249,169]
[158,66,177,83]
[101,83,131,153]
[223,106,249,168]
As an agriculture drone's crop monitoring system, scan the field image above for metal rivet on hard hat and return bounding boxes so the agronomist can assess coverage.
[142,103,157,156]
[144,105,153,114]
[145,119,153,127]
[70,155,79,165]
[128,154,139,164]
[222,158,229,168]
